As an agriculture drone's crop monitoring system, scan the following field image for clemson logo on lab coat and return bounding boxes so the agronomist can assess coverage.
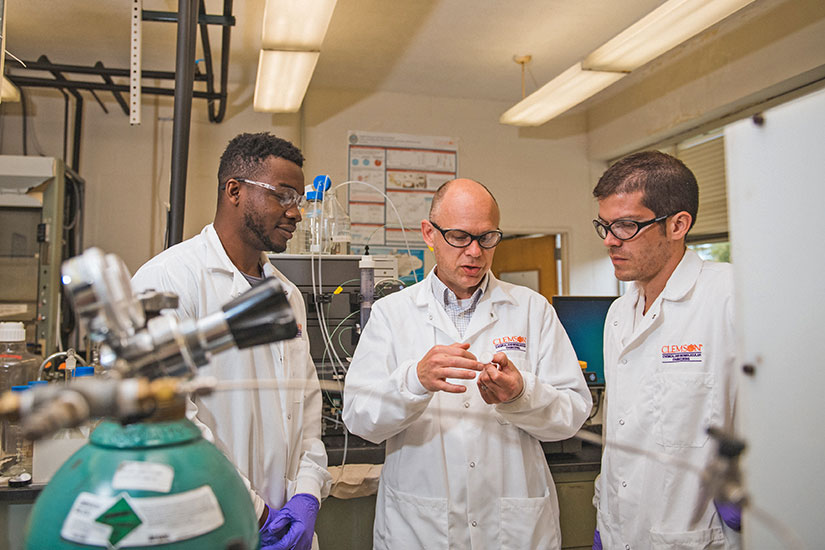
[661,343,703,363]
[492,335,527,353]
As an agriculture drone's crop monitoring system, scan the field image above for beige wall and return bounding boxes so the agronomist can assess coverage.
[301,88,614,295]
[0,85,615,294]
[0,93,302,273]
[2,0,824,296]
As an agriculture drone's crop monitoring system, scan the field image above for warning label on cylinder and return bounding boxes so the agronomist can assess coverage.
[60,485,225,547]
[112,460,175,493]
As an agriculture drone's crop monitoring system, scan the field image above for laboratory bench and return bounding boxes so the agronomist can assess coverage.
[1,440,601,550]
[316,438,602,550]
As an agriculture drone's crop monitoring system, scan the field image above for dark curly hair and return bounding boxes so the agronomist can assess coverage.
[217,132,304,188]
[593,150,699,231]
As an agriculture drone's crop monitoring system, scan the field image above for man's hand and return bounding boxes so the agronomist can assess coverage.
[416,342,482,393]
[259,494,320,550]
[477,351,524,404]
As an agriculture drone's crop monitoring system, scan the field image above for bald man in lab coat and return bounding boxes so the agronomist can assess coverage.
[344,178,591,549]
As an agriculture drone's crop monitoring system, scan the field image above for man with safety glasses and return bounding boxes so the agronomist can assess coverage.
[343,178,591,549]
[591,151,740,550]
[132,133,330,550]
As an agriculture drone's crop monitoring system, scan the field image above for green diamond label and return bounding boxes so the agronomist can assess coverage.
[96,497,143,545]
[62,487,224,547]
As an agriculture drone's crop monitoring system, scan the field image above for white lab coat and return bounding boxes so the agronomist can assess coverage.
[343,270,592,550]
[131,224,331,519]
[596,250,739,550]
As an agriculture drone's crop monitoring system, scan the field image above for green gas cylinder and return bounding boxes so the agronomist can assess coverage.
[25,411,259,549]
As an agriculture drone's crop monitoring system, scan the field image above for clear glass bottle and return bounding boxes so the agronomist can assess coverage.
[1,322,39,470]
[328,195,352,255]
[2,385,33,476]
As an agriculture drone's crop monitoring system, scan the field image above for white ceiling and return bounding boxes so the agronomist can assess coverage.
[5,0,668,105]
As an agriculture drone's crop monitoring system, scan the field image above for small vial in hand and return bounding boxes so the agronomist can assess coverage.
[478,351,500,369]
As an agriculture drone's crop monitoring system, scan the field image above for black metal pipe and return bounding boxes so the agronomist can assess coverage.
[198,0,217,122]
[61,90,69,161]
[72,95,83,172]
[196,0,231,123]
[5,75,224,100]
[86,89,109,114]
[213,0,232,123]
[95,61,130,115]
[20,88,28,155]
[40,55,84,104]
[142,9,235,26]
[167,0,198,247]
[18,60,207,81]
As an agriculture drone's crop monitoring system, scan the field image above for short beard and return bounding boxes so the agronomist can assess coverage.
[243,210,286,253]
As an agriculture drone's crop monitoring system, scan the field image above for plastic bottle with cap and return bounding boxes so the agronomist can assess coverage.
[303,189,328,254]
[0,322,39,388]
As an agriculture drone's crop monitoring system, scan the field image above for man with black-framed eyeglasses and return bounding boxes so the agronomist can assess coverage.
[344,178,591,549]
[590,151,740,550]
[133,132,330,550]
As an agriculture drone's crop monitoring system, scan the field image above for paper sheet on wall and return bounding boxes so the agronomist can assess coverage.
[347,131,458,250]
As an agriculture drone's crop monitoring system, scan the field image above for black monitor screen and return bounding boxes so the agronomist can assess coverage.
[552,296,617,386]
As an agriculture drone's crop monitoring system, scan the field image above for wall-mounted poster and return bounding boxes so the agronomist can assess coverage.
[347,131,458,249]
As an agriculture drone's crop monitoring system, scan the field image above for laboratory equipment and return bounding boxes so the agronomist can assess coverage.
[0,155,84,354]
[61,247,297,379]
[359,257,375,330]
[358,255,398,331]
[0,246,300,549]
[551,296,616,385]
[37,348,88,383]
[268,253,398,464]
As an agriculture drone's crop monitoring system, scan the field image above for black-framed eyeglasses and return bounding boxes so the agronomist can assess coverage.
[236,178,305,209]
[593,213,673,241]
[429,221,503,249]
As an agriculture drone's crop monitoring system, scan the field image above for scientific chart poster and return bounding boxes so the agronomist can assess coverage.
[347,131,458,250]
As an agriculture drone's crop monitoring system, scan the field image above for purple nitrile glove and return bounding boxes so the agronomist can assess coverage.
[592,528,602,550]
[259,493,320,550]
[714,499,742,532]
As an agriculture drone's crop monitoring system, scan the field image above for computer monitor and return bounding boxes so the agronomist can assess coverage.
[552,296,617,386]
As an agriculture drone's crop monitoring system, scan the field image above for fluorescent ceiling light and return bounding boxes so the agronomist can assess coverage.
[262,0,337,50]
[583,0,756,72]
[254,50,320,112]
[0,76,20,103]
[499,63,624,126]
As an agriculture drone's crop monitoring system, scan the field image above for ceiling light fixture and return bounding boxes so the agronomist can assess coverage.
[500,0,756,126]
[254,51,320,113]
[500,63,624,126]
[254,0,337,113]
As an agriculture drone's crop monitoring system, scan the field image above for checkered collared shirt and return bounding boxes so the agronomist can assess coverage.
[431,270,490,338]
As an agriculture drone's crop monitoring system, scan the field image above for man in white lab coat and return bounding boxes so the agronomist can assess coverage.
[132,133,331,550]
[592,151,740,550]
[343,178,592,550]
